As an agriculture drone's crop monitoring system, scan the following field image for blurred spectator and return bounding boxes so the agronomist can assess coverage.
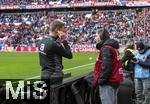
[0,8,149,50]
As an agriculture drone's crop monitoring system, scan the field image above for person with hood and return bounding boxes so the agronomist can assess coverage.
[94,27,123,104]
[133,42,150,104]
[122,39,135,71]
[122,39,136,80]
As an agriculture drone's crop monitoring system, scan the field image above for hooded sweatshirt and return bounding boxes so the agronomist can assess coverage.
[96,38,120,87]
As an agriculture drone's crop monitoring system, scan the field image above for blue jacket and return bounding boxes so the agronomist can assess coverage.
[134,47,150,78]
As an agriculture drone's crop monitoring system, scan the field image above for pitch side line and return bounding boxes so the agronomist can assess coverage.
[25,62,94,80]
[4,62,94,85]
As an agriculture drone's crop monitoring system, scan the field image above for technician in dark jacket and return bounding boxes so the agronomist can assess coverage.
[95,27,120,104]
[38,20,72,85]
[122,39,135,71]
[122,40,135,80]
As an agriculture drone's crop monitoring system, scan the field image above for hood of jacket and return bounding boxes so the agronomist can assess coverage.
[96,38,119,50]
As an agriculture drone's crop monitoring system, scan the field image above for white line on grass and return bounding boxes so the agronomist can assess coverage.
[25,62,94,80]
[5,62,94,85]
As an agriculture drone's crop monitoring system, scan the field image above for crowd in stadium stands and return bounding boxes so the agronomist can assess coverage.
[135,8,150,42]
[0,8,149,50]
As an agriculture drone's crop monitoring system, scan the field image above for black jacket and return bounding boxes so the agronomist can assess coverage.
[96,38,120,87]
[38,36,72,76]
[122,49,135,71]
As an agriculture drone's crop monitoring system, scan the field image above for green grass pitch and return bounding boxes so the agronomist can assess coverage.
[0,52,97,79]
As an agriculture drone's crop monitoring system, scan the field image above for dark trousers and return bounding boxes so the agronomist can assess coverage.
[41,70,63,85]
[41,70,63,104]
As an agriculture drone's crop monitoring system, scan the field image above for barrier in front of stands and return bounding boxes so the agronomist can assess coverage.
[16,46,38,52]
[49,71,134,104]
[14,45,126,52]
[0,71,134,104]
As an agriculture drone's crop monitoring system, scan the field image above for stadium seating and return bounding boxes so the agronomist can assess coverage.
[0,8,149,51]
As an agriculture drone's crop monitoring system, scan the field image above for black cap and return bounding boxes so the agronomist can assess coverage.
[136,42,145,51]
[97,27,110,40]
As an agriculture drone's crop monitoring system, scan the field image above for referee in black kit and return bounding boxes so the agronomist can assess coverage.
[38,20,73,85]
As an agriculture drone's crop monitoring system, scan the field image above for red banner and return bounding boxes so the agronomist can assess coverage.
[94,2,116,6]
[15,45,96,52]
[51,4,69,8]
[0,5,19,10]
[71,47,96,52]
[70,2,93,7]
[26,4,50,9]
[71,44,96,52]
[16,46,38,52]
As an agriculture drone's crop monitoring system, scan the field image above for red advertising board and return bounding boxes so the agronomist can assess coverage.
[0,5,19,10]
[16,46,38,52]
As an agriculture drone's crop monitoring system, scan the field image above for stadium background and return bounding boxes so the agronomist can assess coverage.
[0,0,149,80]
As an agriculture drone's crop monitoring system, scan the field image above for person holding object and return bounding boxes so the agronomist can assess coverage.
[122,39,135,71]
[38,20,72,85]
[94,27,123,104]
[133,42,150,104]
[122,39,136,80]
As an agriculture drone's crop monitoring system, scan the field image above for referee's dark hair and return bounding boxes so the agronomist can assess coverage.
[49,20,64,32]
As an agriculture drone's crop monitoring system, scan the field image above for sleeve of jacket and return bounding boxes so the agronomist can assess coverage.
[51,40,73,59]
[122,51,134,62]
[138,61,150,68]
[98,47,113,85]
